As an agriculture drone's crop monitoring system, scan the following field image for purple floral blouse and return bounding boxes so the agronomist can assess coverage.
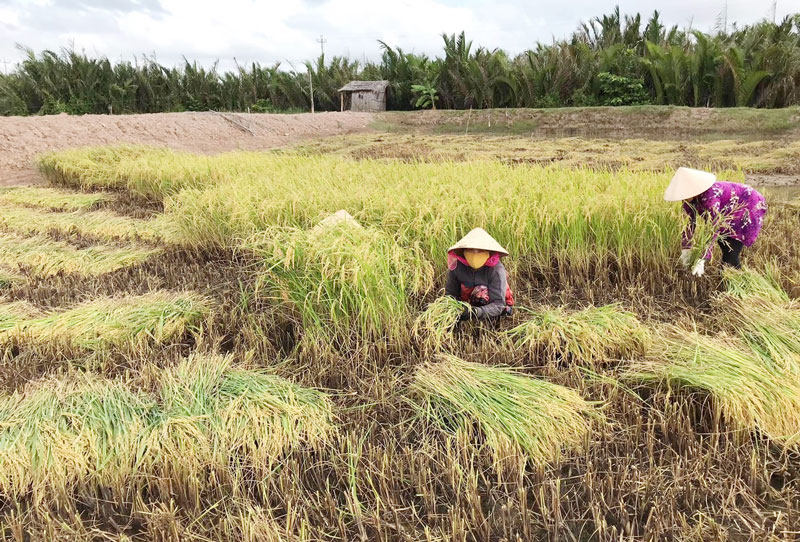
[681,181,767,260]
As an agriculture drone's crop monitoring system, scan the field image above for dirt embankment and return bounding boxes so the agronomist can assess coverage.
[0,111,375,186]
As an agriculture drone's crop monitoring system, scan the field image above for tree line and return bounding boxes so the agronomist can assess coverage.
[1,8,799,116]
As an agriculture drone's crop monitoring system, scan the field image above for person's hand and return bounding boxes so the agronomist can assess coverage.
[691,259,706,277]
[679,249,692,267]
[459,306,474,321]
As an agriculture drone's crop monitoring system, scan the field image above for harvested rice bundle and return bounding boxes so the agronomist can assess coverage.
[714,268,799,371]
[0,300,43,331]
[151,354,334,482]
[1,291,210,355]
[0,187,109,211]
[627,332,800,446]
[721,266,789,304]
[412,296,469,348]
[0,234,158,277]
[505,304,649,365]
[0,203,167,244]
[0,375,155,500]
[411,354,598,465]
[247,221,433,342]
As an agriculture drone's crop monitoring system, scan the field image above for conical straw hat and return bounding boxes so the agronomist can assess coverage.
[312,209,362,232]
[448,228,508,256]
[664,167,716,201]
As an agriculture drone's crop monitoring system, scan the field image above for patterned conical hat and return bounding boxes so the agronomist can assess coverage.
[447,228,508,256]
[664,167,716,201]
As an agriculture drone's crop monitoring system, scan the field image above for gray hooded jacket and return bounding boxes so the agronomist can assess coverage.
[445,261,509,320]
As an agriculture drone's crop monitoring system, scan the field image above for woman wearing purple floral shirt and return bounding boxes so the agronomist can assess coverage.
[664,167,767,275]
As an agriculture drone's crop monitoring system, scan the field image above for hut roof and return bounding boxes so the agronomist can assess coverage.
[338,80,390,93]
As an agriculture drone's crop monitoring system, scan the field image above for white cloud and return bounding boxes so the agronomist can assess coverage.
[0,0,797,74]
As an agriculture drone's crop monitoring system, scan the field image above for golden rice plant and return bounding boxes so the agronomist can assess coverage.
[39,145,224,201]
[0,186,110,211]
[0,234,159,277]
[410,354,599,465]
[0,203,167,243]
[506,303,650,364]
[149,354,334,486]
[627,331,800,446]
[1,291,210,355]
[42,148,683,275]
[412,296,469,348]
[247,221,433,343]
[0,374,155,501]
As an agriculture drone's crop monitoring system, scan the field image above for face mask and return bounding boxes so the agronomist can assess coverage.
[464,249,490,269]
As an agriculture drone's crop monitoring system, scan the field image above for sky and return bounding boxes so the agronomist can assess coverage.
[0,0,798,74]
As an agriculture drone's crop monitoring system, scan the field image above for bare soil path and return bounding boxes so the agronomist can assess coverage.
[0,111,375,186]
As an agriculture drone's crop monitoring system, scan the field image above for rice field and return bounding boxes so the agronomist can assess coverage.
[2,118,800,540]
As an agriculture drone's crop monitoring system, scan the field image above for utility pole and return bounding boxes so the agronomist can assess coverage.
[722,1,728,33]
[316,34,327,56]
[309,70,314,114]
[771,1,777,24]
[1,58,8,75]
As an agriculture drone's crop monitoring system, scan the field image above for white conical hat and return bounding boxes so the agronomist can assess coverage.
[448,228,508,256]
[664,167,716,201]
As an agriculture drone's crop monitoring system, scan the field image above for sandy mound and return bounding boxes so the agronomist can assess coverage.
[0,111,375,186]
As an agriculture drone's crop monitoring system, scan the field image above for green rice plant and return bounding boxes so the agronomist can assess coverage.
[150,354,334,484]
[0,203,167,243]
[627,331,800,446]
[413,296,469,347]
[0,300,42,331]
[0,234,159,276]
[505,303,650,364]
[247,221,433,342]
[410,354,599,465]
[0,187,109,211]
[0,374,156,501]
[1,291,210,355]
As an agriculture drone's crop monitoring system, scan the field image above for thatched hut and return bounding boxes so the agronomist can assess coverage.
[338,81,390,112]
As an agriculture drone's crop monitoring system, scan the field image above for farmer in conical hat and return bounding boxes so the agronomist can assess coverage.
[665,167,767,275]
[445,228,514,321]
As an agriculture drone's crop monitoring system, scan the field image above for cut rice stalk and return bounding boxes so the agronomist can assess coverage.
[0,203,167,244]
[0,291,210,355]
[0,375,156,501]
[410,354,599,465]
[626,331,800,446]
[0,300,43,331]
[0,186,110,212]
[505,303,649,365]
[0,234,159,277]
[413,296,469,348]
[150,353,334,482]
